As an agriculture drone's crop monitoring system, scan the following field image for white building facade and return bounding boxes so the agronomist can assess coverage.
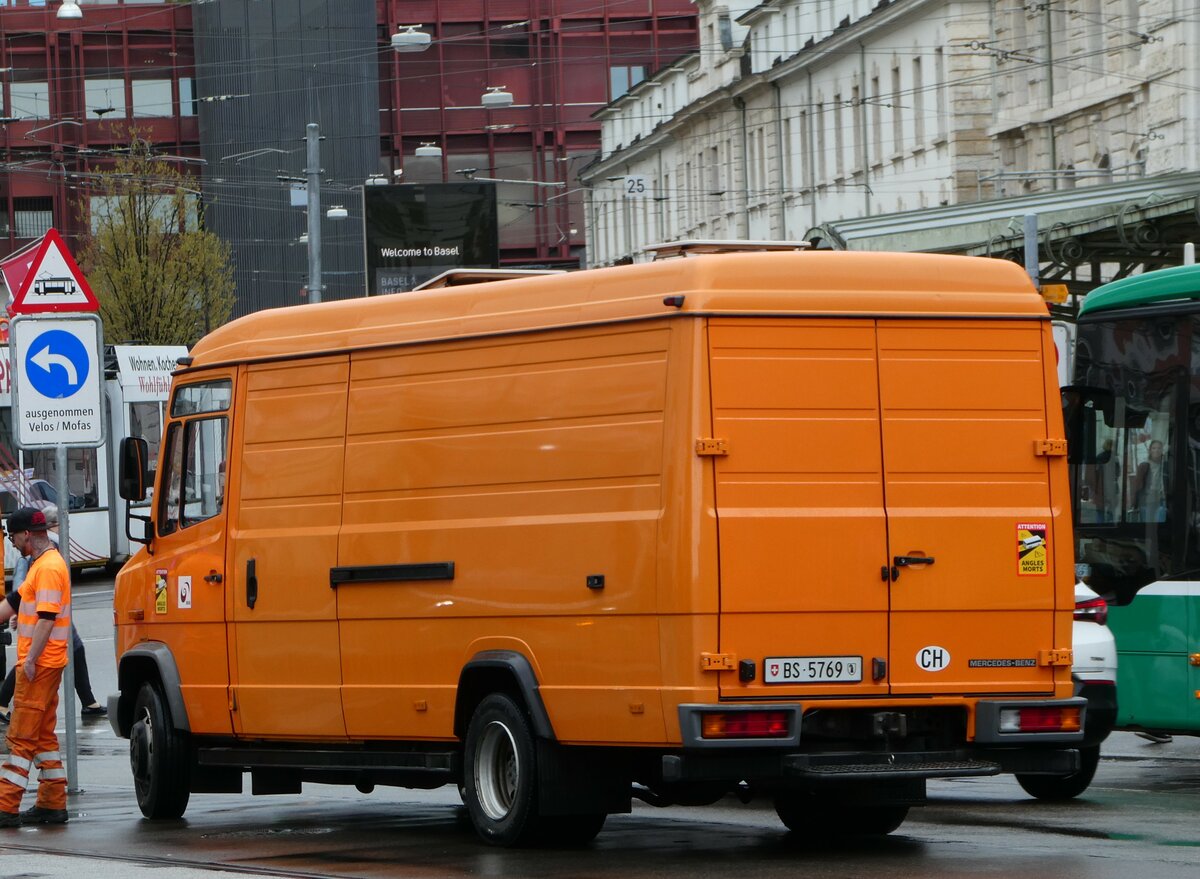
[583,0,1200,274]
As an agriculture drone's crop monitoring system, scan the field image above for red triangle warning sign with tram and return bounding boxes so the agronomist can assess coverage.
[8,228,99,314]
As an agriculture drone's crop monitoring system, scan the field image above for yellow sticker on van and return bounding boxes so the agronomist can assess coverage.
[155,569,168,614]
[1017,523,1048,576]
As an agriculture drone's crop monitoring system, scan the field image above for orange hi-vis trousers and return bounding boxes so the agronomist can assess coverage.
[0,664,66,814]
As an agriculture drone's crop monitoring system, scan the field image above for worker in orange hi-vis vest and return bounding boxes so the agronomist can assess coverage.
[0,506,71,827]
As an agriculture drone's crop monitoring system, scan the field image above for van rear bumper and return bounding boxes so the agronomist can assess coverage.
[661,747,1080,784]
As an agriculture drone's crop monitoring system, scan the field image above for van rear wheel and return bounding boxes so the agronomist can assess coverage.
[130,682,191,819]
[463,693,541,846]
[1015,745,1100,801]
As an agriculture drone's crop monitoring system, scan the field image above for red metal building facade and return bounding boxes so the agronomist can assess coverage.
[0,2,198,261]
[380,1,697,268]
[0,2,695,274]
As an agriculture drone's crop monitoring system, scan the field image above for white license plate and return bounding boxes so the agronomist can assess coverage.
[764,655,863,684]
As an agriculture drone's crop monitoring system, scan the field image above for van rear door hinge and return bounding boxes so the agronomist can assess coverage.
[695,438,729,456]
[701,652,736,671]
[1034,439,1068,457]
[1038,648,1073,666]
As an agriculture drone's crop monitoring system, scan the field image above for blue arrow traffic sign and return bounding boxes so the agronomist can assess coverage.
[23,328,91,399]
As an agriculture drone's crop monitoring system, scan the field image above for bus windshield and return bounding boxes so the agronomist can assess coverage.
[1070,310,1200,603]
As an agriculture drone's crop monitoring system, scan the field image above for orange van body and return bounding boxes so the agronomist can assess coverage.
[110,250,1082,844]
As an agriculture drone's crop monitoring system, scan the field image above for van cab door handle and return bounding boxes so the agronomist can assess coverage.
[246,558,257,609]
[204,571,223,584]
[894,555,935,567]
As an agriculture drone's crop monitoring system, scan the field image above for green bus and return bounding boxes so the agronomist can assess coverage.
[1068,264,1200,735]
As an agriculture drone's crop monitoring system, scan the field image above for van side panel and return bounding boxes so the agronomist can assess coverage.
[709,319,890,699]
[228,357,349,738]
[338,326,670,744]
[877,321,1059,695]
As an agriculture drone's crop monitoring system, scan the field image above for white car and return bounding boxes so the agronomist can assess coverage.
[1013,581,1117,800]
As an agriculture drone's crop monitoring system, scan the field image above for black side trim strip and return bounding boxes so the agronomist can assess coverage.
[330,562,455,588]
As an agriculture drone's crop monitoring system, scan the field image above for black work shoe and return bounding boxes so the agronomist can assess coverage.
[81,705,107,717]
[0,811,20,828]
[21,806,67,825]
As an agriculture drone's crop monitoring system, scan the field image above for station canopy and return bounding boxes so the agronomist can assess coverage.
[804,171,1200,298]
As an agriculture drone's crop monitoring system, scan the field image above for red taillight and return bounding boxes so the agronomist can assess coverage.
[701,711,791,739]
[1002,706,1082,734]
[1074,596,1108,625]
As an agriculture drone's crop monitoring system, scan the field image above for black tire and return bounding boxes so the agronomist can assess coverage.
[536,812,607,847]
[130,681,191,819]
[775,792,908,838]
[1015,745,1100,801]
[462,693,542,846]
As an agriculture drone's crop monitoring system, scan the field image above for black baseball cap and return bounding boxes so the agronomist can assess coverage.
[6,506,49,535]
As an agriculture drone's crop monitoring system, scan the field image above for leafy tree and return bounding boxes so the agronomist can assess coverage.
[77,135,234,346]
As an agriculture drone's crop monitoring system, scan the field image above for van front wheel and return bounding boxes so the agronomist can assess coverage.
[463,693,541,846]
[130,682,191,819]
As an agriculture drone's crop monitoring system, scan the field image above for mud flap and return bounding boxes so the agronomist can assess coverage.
[536,741,631,816]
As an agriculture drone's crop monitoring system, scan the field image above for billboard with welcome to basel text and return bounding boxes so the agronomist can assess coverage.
[363,183,499,294]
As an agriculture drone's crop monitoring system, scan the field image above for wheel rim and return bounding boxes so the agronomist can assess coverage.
[130,704,154,792]
[475,719,519,821]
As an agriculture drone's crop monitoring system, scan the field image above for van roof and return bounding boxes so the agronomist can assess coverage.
[187,251,1044,369]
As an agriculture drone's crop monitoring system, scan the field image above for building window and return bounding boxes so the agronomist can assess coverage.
[13,197,53,239]
[891,63,903,154]
[7,80,49,119]
[833,94,844,177]
[179,77,197,117]
[816,102,827,183]
[85,78,127,117]
[912,57,924,145]
[132,79,173,118]
[871,75,882,164]
[935,48,946,139]
[610,66,646,100]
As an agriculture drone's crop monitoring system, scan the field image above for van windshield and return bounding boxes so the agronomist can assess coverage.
[1070,312,1197,603]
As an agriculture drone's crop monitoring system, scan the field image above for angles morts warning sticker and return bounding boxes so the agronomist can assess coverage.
[1017,522,1048,576]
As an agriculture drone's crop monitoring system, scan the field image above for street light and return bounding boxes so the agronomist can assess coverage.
[391,25,431,53]
[56,1,82,20]
[415,142,442,157]
[24,119,83,142]
[481,86,513,108]
[326,205,348,220]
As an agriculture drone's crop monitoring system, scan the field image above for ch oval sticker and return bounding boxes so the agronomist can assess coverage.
[916,646,951,672]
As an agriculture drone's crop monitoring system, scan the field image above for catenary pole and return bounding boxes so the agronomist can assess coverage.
[306,123,322,304]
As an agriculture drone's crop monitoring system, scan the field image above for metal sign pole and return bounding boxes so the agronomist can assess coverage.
[56,442,79,793]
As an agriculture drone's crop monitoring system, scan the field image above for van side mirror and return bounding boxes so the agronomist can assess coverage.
[119,437,149,502]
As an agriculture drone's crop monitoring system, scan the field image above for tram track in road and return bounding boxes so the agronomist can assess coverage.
[0,841,347,879]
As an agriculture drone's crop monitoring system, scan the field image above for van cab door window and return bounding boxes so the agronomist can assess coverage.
[159,379,232,538]
[158,416,229,536]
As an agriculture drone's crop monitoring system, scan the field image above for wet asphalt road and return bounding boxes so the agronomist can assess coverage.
[0,574,1198,878]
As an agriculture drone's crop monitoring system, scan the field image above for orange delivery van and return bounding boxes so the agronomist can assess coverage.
[108,248,1082,846]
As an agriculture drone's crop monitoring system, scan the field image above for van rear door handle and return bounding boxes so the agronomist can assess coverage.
[894,556,935,567]
[246,558,257,609]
